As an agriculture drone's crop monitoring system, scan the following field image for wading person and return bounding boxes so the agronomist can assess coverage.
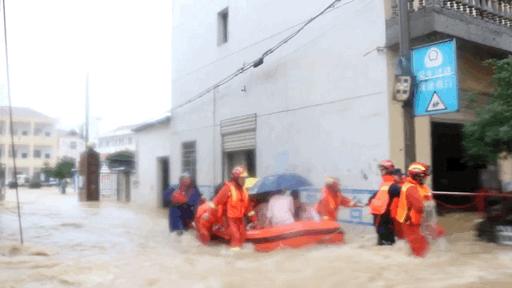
[212,166,255,250]
[316,177,358,221]
[396,162,444,257]
[169,173,202,235]
[368,160,401,245]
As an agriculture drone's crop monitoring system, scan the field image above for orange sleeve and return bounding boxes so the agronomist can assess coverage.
[337,192,353,207]
[213,184,230,208]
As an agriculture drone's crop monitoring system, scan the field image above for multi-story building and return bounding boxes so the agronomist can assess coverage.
[57,129,86,165]
[0,107,59,183]
[171,0,512,223]
[96,125,137,155]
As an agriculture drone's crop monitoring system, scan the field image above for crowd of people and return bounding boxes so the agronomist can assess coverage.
[167,160,445,257]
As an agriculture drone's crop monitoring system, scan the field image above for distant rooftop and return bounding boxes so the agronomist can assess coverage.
[132,113,171,132]
[0,106,55,121]
[99,124,140,138]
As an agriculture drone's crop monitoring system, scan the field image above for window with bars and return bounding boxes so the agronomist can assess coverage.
[182,141,196,180]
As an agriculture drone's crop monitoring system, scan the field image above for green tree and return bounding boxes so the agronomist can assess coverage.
[53,157,76,180]
[463,58,512,163]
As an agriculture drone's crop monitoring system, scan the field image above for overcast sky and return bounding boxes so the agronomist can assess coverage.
[0,0,172,137]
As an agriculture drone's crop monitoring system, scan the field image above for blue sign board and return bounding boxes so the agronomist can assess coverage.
[412,39,458,116]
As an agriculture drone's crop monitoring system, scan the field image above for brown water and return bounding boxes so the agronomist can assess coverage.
[1,188,511,288]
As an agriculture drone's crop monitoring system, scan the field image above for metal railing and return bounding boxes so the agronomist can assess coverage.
[391,0,512,28]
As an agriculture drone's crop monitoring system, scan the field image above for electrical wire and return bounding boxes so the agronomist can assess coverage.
[172,0,355,83]
[171,0,353,113]
[2,0,24,245]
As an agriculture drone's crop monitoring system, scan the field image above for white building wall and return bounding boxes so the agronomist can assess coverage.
[171,0,391,190]
[133,124,171,209]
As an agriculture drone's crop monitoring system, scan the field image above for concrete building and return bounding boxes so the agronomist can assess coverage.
[57,130,86,165]
[171,0,512,222]
[96,125,137,155]
[0,107,59,184]
[131,114,171,208]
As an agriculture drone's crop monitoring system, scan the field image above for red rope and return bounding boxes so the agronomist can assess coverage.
[435,199,475,209]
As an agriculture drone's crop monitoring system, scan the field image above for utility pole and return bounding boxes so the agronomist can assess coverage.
[398,0,416,167]
[85,73,89,144]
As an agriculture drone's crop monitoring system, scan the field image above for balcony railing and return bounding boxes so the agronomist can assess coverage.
[391,0,512,28]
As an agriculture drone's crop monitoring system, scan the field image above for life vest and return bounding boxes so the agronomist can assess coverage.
[171,189,188,205]
[226,182,249,218]
[369,179,395,215]
[396,181,432,224]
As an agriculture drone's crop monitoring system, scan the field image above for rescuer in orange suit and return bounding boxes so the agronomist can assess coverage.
[194,201,224,245]
[368,160,402,245]
[212,166,255,250]
[316,177,358,221]
[396,162,444,257]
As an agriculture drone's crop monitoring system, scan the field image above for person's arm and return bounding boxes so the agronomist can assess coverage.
[338,192,354,207]
[212,184,229,208]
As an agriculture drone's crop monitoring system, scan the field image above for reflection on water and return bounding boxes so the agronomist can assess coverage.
[1,188,512,288]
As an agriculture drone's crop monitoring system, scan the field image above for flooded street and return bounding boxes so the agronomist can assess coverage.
[1,188,512,288]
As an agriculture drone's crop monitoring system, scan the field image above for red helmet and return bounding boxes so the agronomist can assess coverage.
[378,160,395,173]
[407,162,430,178]
[231,166,248,179]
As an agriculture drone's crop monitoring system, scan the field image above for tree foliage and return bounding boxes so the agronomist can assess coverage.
[463,58,512,163]
[53,157,76,180]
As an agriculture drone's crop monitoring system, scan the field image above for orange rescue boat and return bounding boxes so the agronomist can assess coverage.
[245,220,344,252]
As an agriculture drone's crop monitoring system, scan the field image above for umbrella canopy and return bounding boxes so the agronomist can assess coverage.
[249,173,312,195]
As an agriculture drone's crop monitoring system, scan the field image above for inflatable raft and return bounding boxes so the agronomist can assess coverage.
[245,220,344,252]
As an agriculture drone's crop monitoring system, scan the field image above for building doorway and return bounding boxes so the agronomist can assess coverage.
[224,150,255,180]
[431,122,480,205]
[158,157,170,208]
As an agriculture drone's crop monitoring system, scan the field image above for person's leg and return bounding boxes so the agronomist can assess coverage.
[170,206,184,232]
[228,217,242,248]
[196,218,211,245]
[380,215,396,245]
[402,223,428,257]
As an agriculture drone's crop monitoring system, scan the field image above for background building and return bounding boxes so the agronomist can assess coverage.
[96,125,137,155]
[131,114,171,208]
[57,129,86,165]
[0,107,58,184]
[171,0,512,223]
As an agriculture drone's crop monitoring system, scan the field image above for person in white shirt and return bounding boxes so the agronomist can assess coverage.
[266,190,295,227]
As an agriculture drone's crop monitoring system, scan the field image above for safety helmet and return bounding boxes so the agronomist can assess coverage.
[378,160,395,173]
[407,162,430,178]
[231,166,248,179]
[325,176,340,186]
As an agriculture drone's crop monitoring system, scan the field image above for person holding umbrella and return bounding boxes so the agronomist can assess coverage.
[212,166,255,250]
[316,177,359,221]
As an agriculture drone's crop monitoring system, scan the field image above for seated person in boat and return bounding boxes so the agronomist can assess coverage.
[266,190,295,227]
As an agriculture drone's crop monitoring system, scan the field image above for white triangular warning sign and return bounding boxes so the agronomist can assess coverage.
[426,92,447,112]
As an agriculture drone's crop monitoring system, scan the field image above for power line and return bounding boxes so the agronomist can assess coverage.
[172,0,354,83]
[170,90,382,134]
[171,0,353,113]
[2,0,24,245]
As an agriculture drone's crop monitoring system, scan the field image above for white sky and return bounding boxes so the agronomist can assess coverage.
[0,0,172,136]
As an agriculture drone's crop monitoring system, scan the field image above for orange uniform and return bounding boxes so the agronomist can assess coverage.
[194,202,224,245]
[213,180,252,247]
[316,186,353,221]
[396,177,431,257]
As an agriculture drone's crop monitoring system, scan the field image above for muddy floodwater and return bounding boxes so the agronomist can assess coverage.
[1,188,512,288]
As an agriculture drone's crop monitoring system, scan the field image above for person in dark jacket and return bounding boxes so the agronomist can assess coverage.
[368,160,402,245]
[169,173,202,235]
